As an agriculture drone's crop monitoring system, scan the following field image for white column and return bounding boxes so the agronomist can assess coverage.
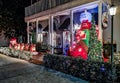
[70,10,74,46]
[48,17,51,45]
[27,21,30,43]
[98,1,103,42]
[49,16,54,54]
[36,19,38,42]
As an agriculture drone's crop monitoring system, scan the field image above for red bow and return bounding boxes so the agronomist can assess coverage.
[80,20,91,30]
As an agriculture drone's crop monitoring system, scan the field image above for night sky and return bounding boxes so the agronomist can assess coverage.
[0,0,31,39]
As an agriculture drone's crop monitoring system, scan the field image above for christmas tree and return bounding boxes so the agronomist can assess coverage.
[88,19,103,61]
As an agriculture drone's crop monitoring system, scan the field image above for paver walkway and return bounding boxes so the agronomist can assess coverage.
[0,53,89,83]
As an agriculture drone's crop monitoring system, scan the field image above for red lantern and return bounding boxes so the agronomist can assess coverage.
[10,38,17,46]
[9,38,17,49]
[24,44,29,51]
[17,43,20,50]
[30,44,36,52]
[14,44,18,50]
[9,44,13,49]
[20,43,24,51]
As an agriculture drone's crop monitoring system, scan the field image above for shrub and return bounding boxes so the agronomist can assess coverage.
[43,54,119,82]
[0,47,33,60]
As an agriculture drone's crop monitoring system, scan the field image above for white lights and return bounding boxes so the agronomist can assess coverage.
[78,48,82,52]
[109,6,117,16]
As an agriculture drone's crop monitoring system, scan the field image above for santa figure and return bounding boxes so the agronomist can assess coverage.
[69,10,93,60]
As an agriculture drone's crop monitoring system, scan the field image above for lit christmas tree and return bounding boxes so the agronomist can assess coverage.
[88,19,103,61]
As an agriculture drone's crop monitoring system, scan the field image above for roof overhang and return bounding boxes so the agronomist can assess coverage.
[25,0,98,22]
[25,0,111,22]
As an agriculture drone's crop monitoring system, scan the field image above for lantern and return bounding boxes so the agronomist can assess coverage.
[24,44,30,51]
[10,38,17,46]
[20,43,25,51]
[14,44,18,50]
[30,44,36,52]
[17,43,20,50]
[109,5,117,16]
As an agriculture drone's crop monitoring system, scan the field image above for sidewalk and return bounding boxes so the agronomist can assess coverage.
[0,53,89,83]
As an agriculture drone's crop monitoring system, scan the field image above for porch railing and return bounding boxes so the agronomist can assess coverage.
[25,0,74,17]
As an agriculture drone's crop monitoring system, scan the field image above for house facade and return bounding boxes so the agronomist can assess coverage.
[24,0,120,57]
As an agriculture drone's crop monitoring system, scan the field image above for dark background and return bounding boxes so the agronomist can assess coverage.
[0,0,32,41]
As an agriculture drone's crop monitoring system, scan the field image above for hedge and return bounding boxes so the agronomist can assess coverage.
[44,54,120,82]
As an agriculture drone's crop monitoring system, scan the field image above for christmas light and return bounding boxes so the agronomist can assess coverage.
[78,48,82,52]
